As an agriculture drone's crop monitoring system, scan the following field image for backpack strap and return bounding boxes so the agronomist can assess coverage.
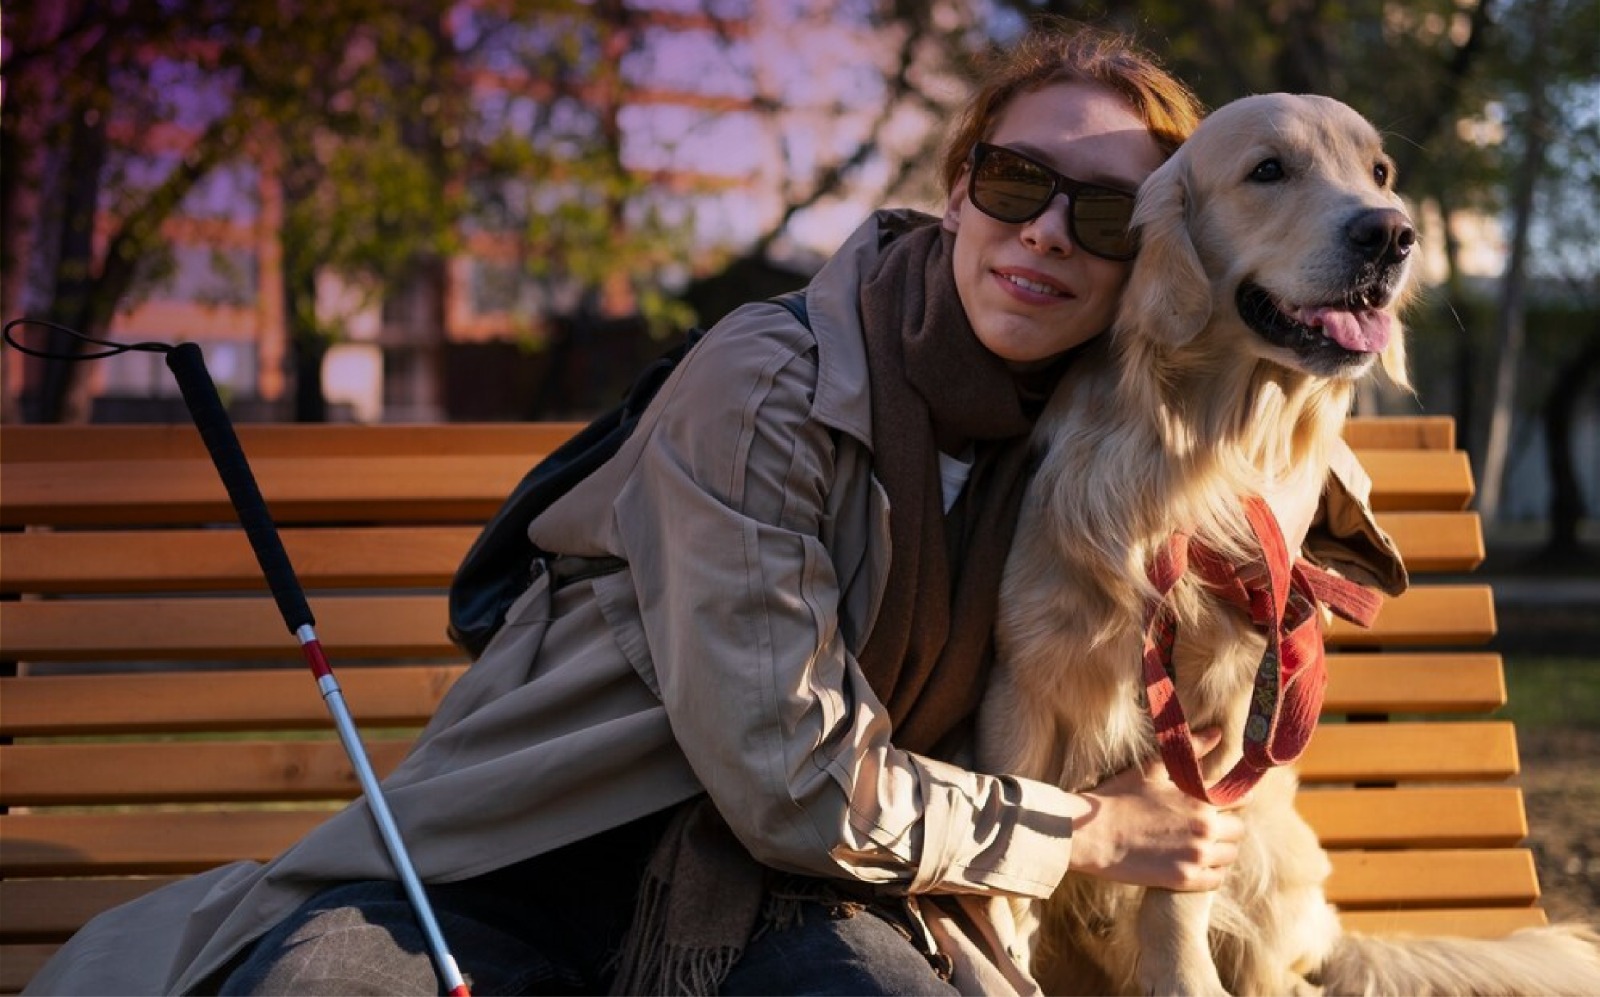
[771,288,809,328]
[448,288,815,658]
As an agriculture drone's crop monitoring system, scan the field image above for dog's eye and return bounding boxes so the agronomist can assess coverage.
[1373,162,1391,188]
[1248,159,1284,183]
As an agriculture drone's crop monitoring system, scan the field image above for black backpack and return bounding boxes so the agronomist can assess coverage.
[447,290,810,658]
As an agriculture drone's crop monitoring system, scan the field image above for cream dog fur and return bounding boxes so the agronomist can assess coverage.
[981,93,1600,996]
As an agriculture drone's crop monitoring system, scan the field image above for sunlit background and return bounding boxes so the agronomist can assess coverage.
[2,0,1596,529]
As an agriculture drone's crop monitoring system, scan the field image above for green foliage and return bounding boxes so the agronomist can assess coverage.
[1499,656,1600,730]
[7,0,1595,413]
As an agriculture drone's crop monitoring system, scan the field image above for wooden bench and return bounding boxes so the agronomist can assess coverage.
[0,417,1538,992]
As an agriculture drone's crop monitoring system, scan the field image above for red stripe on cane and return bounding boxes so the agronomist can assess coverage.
[301,638,334,680]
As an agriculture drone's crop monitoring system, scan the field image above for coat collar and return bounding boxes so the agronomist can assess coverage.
[800,209,940,450]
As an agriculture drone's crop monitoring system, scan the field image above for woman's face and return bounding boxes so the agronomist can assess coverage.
[944,81,1167,366]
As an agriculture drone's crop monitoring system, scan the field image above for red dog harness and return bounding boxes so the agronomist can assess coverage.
[1143,495,1382,805]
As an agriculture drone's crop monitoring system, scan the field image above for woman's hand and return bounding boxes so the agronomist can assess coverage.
[1064,728,1245,891]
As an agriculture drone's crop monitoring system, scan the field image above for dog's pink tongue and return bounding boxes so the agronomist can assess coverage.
[1298,307,1393,353]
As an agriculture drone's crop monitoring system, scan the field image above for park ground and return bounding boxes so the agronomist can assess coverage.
[1476,527,1600,924]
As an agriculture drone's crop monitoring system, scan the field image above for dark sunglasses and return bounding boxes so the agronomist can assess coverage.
[967,142,1140,261]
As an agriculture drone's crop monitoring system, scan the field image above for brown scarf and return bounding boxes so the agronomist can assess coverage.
[611,215,1053,995]
[855,216,1039,754]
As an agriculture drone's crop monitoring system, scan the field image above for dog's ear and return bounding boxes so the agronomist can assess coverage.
[1118,156,1210,345]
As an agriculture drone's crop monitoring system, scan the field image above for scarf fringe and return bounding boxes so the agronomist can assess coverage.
[608,867,668,995]
[609,800,767,996]
[609,867,756,996]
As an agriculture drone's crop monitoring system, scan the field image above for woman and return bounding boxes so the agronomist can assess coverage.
[27,20,1224,997]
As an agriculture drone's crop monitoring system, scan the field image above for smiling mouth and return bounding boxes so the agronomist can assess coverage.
[1236,282,1395,363]
[999,272,1069,298]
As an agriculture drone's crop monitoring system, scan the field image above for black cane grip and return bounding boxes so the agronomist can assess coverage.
[165,343,314,632]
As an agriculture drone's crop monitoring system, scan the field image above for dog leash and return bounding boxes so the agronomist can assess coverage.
[1142,495,1382,805]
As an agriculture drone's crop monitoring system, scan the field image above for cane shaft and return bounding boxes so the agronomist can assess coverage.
[165,341,467,995]
[303,632,469,996]
[164,343,313,632]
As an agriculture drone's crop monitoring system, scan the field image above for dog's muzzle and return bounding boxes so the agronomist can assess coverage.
[1347,207,1416,268]
[1237,206,1413,374]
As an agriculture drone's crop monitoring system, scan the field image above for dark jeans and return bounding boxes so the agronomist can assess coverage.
[219,807,669,996]
[219,811,957,996]
[720,898,958,997]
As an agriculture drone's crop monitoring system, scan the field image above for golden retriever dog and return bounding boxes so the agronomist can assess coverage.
[980,93,1600,996]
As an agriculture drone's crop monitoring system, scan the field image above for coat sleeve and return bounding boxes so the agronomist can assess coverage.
[605,314,1080,899]
[1304,437,1409,596]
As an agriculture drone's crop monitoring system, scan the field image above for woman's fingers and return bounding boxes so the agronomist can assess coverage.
[1069,734,1256,891]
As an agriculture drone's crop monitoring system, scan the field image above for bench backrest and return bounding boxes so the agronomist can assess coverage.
[0,417,1537,992]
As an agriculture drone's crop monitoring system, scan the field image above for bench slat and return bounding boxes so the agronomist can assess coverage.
[1336,907,1546,938]
[0,526,480,594]
[1323,653,1505,714]
[0,595,457,661]
[0,418,1431,458]
[1,740,412,805]
[0,450,1472,529]
[0,722,1518,807]
[0,653,1505,738]
[1326,848,1540,908]
[0,766,1525,847]
[0,422,585,462]
[0,455,530,527]
[0,811,334,877]
[0,877,185,940]
[1295,786,1526,847]
[1368,512,1483,571]
[1,811,1533,907]
[0,515,1483,594]
[2,944,61,993]
[0,583,1496,663]
[1342,416,1455,450]
[1298,721,1519,782]
[1325,585,1496,646]
[1357,451,1476,511]
[0,417,1454,465]
[0,666,467,737]
[0,513,1486,594]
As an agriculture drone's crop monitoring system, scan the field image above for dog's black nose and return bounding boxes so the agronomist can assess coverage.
[1348,208,1416,264]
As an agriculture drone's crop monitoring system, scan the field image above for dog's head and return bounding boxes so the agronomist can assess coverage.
[1119,93,1414,387]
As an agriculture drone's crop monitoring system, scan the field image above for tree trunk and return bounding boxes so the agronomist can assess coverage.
[280,143,327,422]
[284,229,328,423]
[1478,0,1552,522]
[1432,187,1478,456]
[35,38,110,424]
[0,22,55,423]
[292,329,330,423]
[1541,334,1600,553]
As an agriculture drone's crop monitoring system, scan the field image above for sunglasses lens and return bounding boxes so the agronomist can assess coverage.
[1072,189,1137,259]
[970,147,1056,222]
[969,144,1138,260]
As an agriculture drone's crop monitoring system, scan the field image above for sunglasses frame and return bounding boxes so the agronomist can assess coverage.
[966,142,1140,261]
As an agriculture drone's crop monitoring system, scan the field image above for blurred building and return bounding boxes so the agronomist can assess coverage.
[6,0,918,424]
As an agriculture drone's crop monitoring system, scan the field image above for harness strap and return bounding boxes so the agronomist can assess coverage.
[1142,496,1383,805]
